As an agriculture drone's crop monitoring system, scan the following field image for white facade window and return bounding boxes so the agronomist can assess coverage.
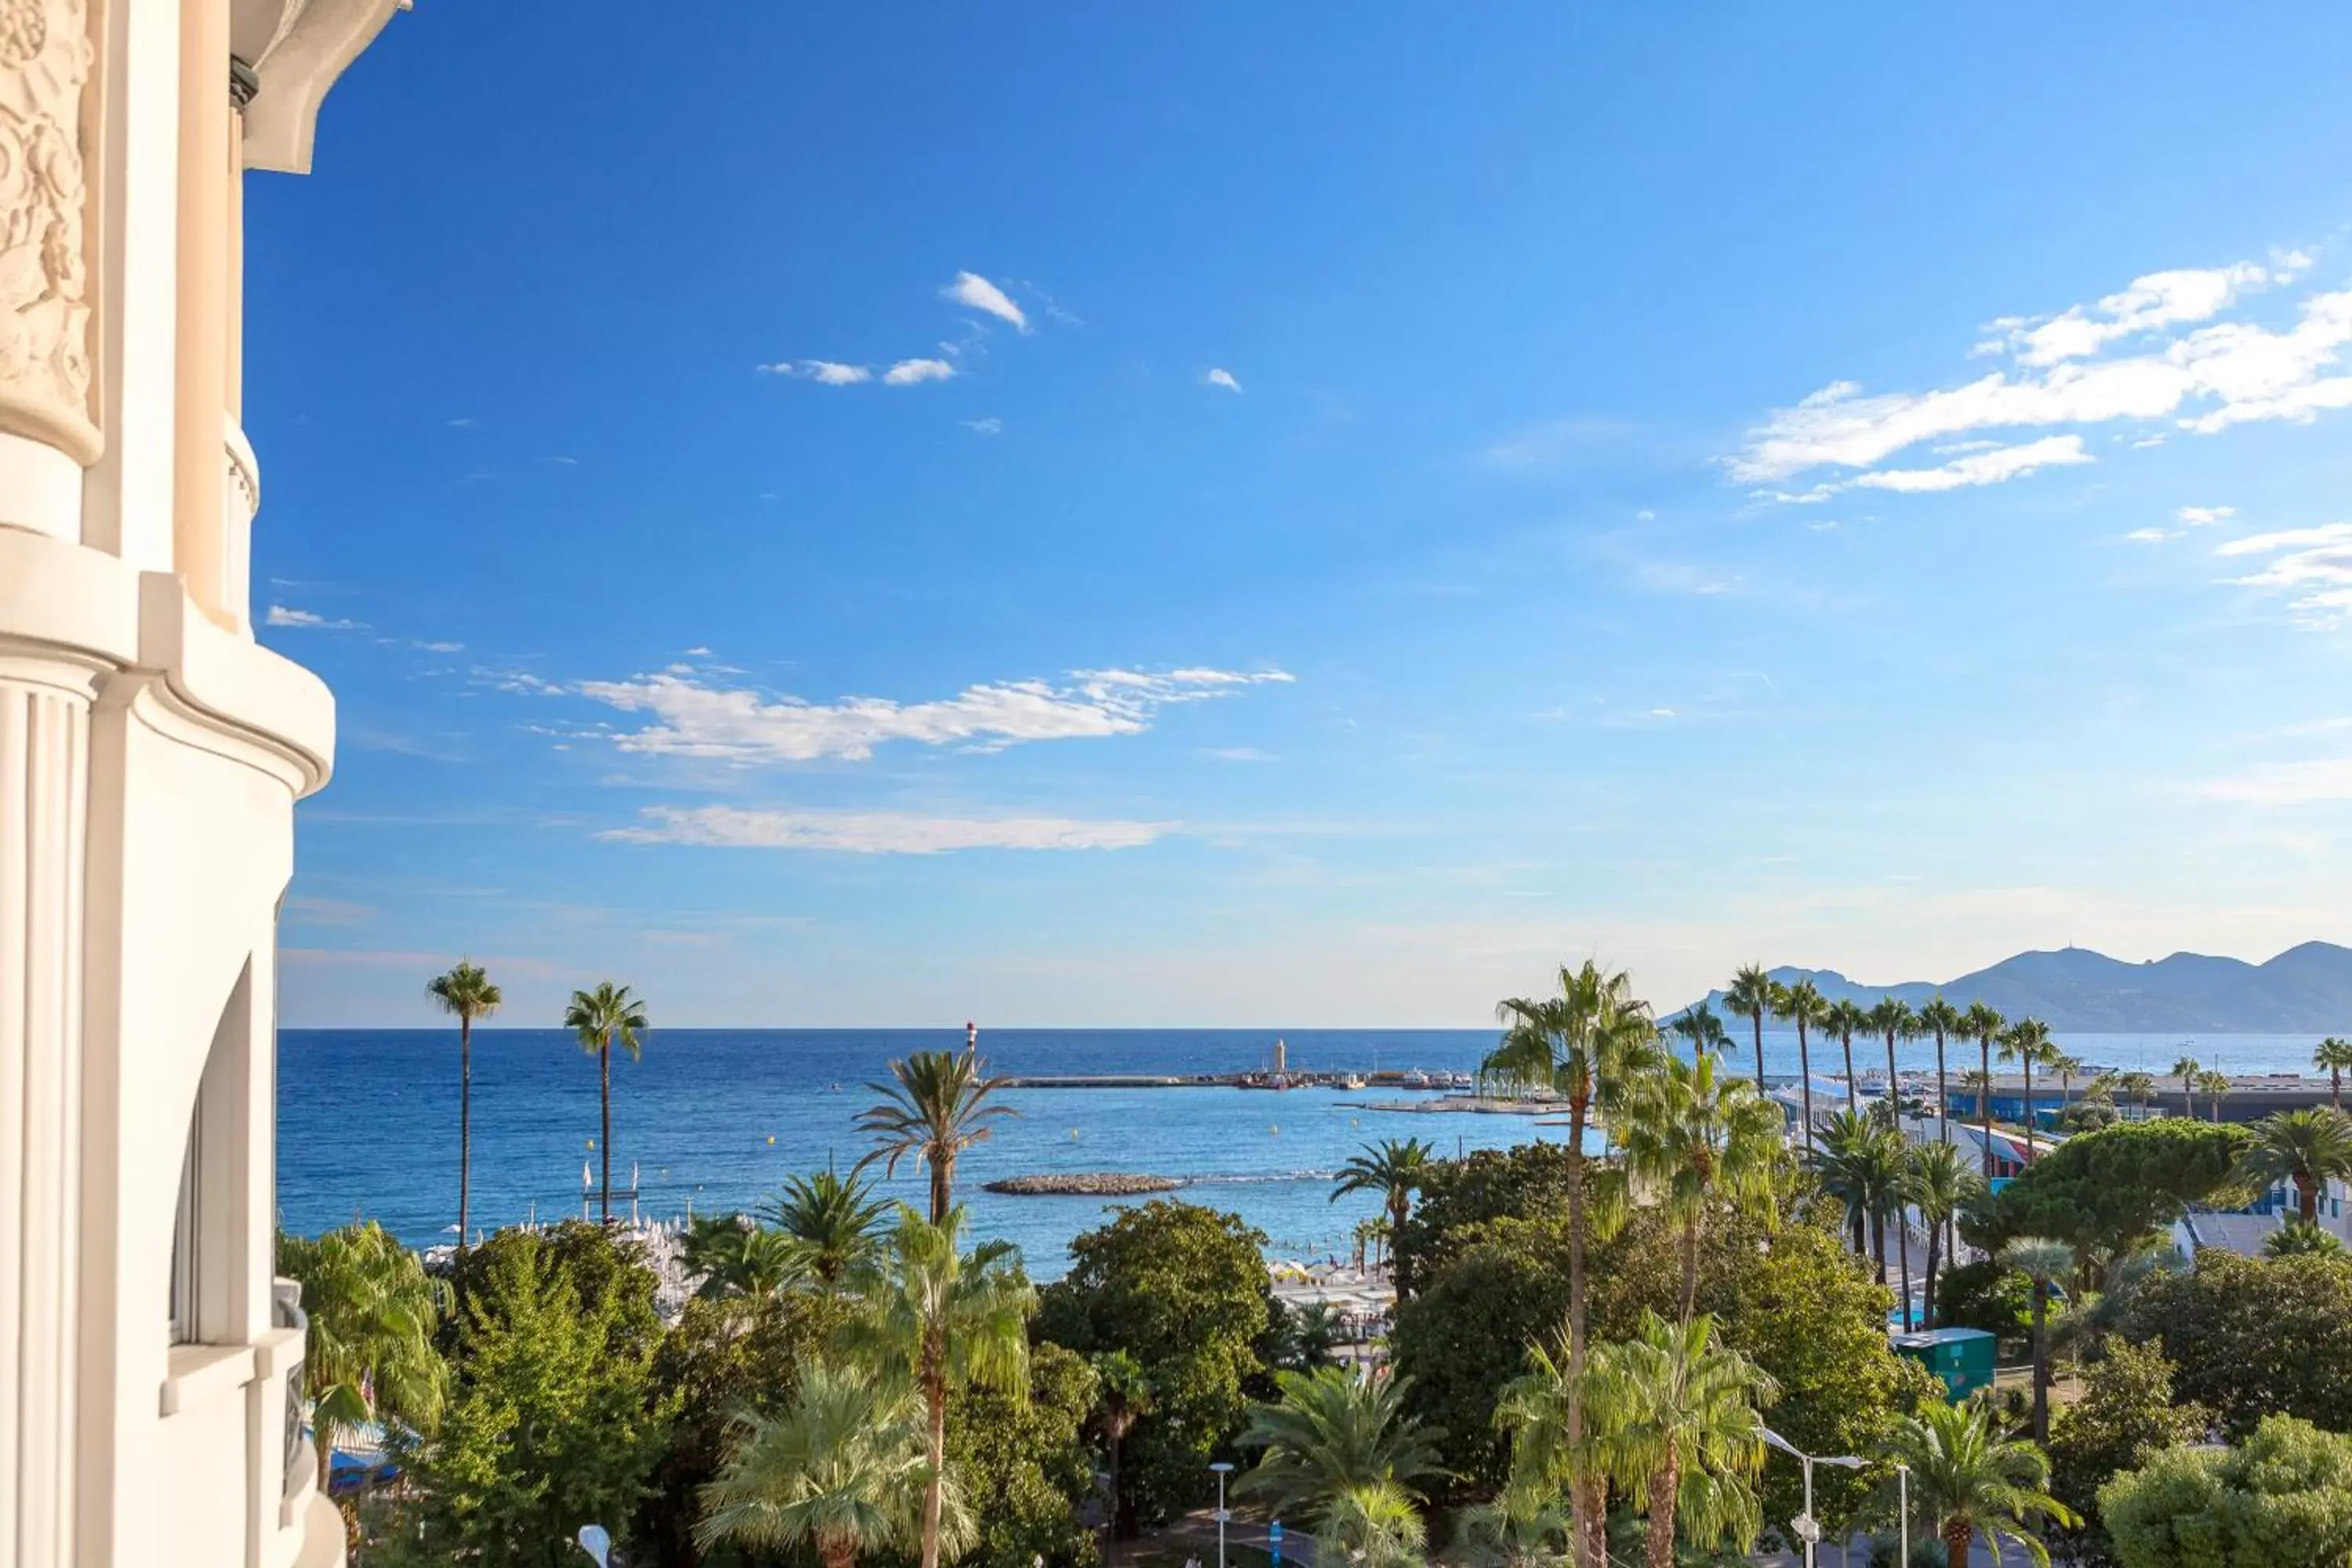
[169,1109,201,1344]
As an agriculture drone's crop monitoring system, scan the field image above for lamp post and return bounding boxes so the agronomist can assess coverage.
[1209,1461,1236,1568]
[1762,1428,1866,1568]
[1896,1460,1910,1568]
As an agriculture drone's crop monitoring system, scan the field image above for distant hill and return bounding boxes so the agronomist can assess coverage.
[1682,942,2352,1032]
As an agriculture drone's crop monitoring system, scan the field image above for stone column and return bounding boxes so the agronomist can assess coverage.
[0,650,96,1568]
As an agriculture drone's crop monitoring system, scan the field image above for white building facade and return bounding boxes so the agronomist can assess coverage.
[1,0,399,1563]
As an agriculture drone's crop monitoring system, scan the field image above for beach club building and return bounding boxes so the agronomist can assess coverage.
[0,0,400,1564]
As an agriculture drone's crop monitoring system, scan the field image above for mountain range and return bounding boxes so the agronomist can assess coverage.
[1682,942,2352,1033]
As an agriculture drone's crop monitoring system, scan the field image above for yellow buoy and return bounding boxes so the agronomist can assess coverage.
[766,1135,776,1145]
[586,1138,596,1149]
[1270,1124,1280,1135]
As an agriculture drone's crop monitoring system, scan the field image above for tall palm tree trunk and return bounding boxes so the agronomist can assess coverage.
[1896,1203,1914,1331]
[2031,1282,2051,1443]
[1679,1215,1700,1325]
[1943,1522,1973,1568]
[1980,1036,1995,1178]
[2332,1066,2343,1110]
[2299,1174,2319,1225]
[600,1038,613,1222]
[930,1162,951,1226]
[1750,1011,1766,1099]
[1870,1209,1888,1287]
[1934,1026,1950,1142]
[1923,1221,1941,1330]
[459,1014,473,1250]
[1566,1094,1602,1568]
[1885,1029,1901,1122]
[1796,1022,1815,1154]
[1644,1449,1681,1568]
[2022,1055,2036,1160]
[1842,1033,1858,1110]
[923,1376,947,1568]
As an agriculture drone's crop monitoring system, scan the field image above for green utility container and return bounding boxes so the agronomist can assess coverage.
[1889,1328,1996,1402]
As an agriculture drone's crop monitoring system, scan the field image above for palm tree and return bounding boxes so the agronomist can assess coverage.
[277,1220,448,1479]
[1998,1018,2054,1161]
[681,1218,807,1300]
[2198,1067,2232,1123]
[1668,1001,1731,1061]
[1618,1051,1781,1321]
[695,1357,945,1568]
[426,960,501,1252]
[1867,996,1918,1122]
[1486,960,1659,1568]
[844,1206,1034,1568]
[1332,1138,1435,1294]
[856,1050,1014,1225]
[768,1166,891,1287]
[2316,1038,2352,1110]
[1809,1108,1883,1260]
[2050,1052,2085,1114]
[2266,1219,2344,1258]
[1881,1396,2076,1568]
[1775,978,1831,1156]
[1725,965,1777,1094]
[1573,1311,1777,1568]
[1961,1004,2005,1174]
[1457,1483,1573,1568]
[1917,996,1962,1143]
[1824,996,1869,1112]
[1315,1482,1427,1568]
[2002,1236,2074,1443]
[1092,1350,1153,1540]
[564,981,649,1223]
[2237,1107,2352,1224]
[1236,1364,1446,1526]
[1908,1142,1980,1333]
[2118,1070,2158,1119]
[2172,1053,2201,1120]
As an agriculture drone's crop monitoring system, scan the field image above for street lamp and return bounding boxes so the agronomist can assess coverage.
[1762,1428,1866,1568]
[1896,1460,1910,1568]
[1209,1461,1236,1568]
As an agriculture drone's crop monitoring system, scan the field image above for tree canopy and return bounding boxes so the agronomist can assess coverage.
[2100,1415,2352,1568]
[1962,1119,2252,1261]
[2122,1248,2352,1439]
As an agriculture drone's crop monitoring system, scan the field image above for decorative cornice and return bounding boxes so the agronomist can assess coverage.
[0,0,102,463]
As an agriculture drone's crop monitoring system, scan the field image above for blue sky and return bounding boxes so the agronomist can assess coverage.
[253,5,2352,1028]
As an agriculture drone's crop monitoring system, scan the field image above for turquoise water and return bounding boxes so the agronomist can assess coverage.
[278,1028,1553,1276]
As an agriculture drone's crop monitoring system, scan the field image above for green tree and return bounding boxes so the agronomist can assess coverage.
[1456,1483,1573,1568]
[445,1218,663,1357]
[2123,1247,2352,1437]
[857,1049,1014,1225]
[1963,1118,2252,1265]
[1668,1001,1731,1061]
[1566,1310,1777,1568]
[426,960,502,1250]
[680,1216,808,1301]
[844,1205,1035,1568]
[2100,1415,2352,1568]
[1964,1004,2007,1177]
[1882,1396,2074,1568]
[2316,1037,2352,1112]
[1236,1365,1445,1526]
[2045,1341,2210,1566]
[2170,1054,2200,1120]
[1316,1482,1427,1568]
[947,1341,1103,1568]
[2118,1072,2158,1118]
[564,980,649,1224]
[2266,1218,2343,1258]
[695,1357,940,1568]
[2196,1068,2231,1123]
[2236,1106,2352,1224]
[1909,1141,1981,1332]
[402,1240,670,1567]
[1617,1049,1781,1320]
[1332,1138,1436,1294]
[1810,1107,1897,1268]
[1917,996,1963,1143]
[1036,1201,1269,1533]
[1934,1258,2032,1348]
[1484,960,1659,1568]
[1824,996,1870,1112]
[2000,1018,2056,1161]
[1868,996,1918,1119]
[1777,978,1832,1156]
[1091,1351,1153,1541]
[639,1290,848,1567]
[2003,1236,2074,1443]
[1724,964,1777,1098]
[1392,1142,1580,1283]
[278,1220,448,1481]
[769,1166,892,1287]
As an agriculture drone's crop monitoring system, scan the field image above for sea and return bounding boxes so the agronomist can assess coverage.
[278,1025,2332,1279]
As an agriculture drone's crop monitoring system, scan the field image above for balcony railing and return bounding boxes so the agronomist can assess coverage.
[273,1279,310,1498]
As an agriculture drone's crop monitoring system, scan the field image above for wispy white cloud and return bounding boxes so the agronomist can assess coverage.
[942,272,1030,333]
[2213,522,2352,559]
[2177,505,2236,525]
[1730,255,2352,488]
[2212,522,2352,626]
[761,359,873,385]
[2125,528,2176,544]
[572,666,1295,764]
[960,417,1004,436]
[1849,434,2094,493]
[601,804,1164,854]
[2194,758,2352,806]
[267,604,360,630]
[1204,367,1243,394]
[884,358,956,386]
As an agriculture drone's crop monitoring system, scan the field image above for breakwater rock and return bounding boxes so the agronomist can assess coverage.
[983,1172,1181,1196]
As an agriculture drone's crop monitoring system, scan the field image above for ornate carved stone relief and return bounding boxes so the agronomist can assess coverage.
[0,0,100,463]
